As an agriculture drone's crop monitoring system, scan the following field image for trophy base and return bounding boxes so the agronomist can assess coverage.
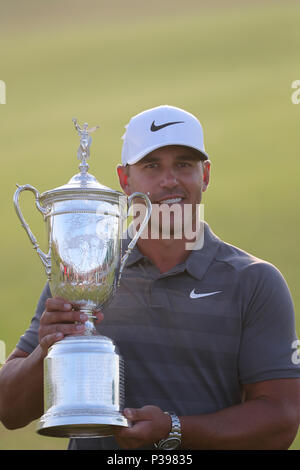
[37,413,129,438]
[38,335,129,438]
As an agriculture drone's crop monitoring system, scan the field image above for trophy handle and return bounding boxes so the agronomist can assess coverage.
[118,192,152,283]
[13,184,51,277]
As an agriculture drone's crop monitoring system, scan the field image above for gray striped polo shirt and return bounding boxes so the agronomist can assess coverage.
[17,223,300,450]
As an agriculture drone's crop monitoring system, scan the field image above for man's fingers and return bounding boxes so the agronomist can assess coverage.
[123,407,151,422]
[45,297,72,312]
[94,310,104,324]
[114,406,172,450]
[41,308,88,325]
[41,310,104,326]
[44,299,104,323]
[39,332,63,356]
[39,299,105,348]
[40,322,86,338]
[123,408,138,421]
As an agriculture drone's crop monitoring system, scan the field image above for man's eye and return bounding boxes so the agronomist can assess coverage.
[178,162,191,168]
[145,163,158,169]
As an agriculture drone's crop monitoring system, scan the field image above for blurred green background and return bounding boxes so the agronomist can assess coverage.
[0,0,299,450]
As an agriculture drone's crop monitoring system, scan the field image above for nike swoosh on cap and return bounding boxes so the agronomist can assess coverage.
[150,120,185,132]
[190,289,222,299]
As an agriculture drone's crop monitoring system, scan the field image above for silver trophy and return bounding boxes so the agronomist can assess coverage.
[13,119,152,438]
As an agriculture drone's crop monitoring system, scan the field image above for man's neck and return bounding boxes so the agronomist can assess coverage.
[136,237,191,274]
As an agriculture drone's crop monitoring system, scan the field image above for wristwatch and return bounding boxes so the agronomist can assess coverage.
[155,412,181,450]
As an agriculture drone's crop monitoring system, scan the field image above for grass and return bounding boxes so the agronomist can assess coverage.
[0,0,300,449]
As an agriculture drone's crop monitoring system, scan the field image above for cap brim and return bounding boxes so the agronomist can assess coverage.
[126,143,209,165]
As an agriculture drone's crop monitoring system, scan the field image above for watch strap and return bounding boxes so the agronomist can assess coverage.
[154,412,181,450]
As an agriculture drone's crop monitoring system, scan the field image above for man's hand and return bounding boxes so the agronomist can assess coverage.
[38,297,104,357]
[113,405,172,449]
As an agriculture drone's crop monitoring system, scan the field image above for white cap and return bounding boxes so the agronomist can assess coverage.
[121,105,209,165]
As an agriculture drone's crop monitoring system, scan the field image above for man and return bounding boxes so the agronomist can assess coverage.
[1,105,300,450]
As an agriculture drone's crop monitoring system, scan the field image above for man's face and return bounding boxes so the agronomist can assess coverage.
[117,145,210,238]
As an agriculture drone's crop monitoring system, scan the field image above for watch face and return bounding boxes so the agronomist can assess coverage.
[161,437,181,450]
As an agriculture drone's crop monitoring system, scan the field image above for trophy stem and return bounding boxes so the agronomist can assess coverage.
[78,306,98,336]
[79,160,89,175]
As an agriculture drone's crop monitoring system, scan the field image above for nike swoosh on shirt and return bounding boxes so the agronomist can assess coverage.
[190,289,222,299]
[150,120,185,132]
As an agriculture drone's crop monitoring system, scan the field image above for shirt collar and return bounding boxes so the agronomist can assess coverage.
[185,223,221,280]
[122,222,221,280]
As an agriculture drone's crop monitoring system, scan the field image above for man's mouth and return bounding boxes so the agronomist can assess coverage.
[159,197,183,204]
[156,196,185,204]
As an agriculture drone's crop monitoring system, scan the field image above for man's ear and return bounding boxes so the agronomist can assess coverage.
[117,165,130,195]
[202,160,211,192]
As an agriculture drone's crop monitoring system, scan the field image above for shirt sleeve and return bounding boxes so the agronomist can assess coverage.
[16,283,52,354]
[238,261,300,384]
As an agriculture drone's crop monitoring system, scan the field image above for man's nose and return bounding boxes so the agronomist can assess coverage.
[159,169,178,189]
